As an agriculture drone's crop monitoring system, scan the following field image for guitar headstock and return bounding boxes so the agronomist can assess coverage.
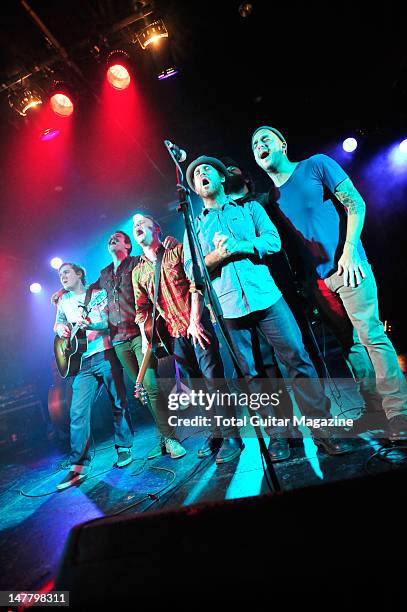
[135,382,149,406]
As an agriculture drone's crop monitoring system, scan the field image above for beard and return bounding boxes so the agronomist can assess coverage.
[226,173,248,195]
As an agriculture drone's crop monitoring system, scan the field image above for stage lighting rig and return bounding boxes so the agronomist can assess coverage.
[135,18,169,49]
[8,86,43,117]
[49,81,75,117]
[106,50,132,90]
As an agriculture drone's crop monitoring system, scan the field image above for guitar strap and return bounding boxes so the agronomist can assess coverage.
[150,245,165,354]
[82,285,94,314]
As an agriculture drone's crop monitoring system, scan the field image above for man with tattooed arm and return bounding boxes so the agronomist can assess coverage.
[252,125,407,441]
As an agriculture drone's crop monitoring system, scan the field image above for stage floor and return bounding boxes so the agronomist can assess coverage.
[1,385,407,594]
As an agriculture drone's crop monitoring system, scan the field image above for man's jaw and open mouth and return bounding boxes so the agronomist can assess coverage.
[201,177,210,188]
[135,227,146,240]
[259,149,270,161]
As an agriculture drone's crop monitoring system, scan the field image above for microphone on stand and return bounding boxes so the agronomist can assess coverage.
[164,140,187,163]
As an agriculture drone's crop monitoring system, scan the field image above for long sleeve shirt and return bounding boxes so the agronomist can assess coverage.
[97,256,141,344]
[132,244,196,338]
[183,199,282,319]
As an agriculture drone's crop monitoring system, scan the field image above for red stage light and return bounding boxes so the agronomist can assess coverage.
[107,64,131,90]
[50,93,74,117]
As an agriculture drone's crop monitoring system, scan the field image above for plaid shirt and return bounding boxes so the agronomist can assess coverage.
[132,244,196,338]
[97,256,141,343]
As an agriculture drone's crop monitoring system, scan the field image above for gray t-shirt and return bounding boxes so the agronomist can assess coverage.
[54,289,111,359]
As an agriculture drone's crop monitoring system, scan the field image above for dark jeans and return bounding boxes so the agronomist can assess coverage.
[174,308,238,437]
[225,297,331,426]
[70,349,133,471]
[114,335,175,438]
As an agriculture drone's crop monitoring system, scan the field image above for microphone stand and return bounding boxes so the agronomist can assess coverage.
[165,142,281,493]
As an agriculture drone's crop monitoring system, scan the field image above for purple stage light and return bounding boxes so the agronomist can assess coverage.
[158,67,179,81]
[50,257,63,269]
[41,128,60,141]
[30,283,42,294]
[343,137,358,152]
[399,139,407,154]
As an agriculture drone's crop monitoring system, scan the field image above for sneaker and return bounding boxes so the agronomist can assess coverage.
[197,434,223,458]
[147,440,167,460]
[56,470,87,491]
[310,427,352,455]
[216,438,245,464]
[388,415,407,442]
[267,436,290,462]
[116,450,132,467]
[165,438,187,459]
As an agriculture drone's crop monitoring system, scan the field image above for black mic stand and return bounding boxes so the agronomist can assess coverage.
[165,142,281,493]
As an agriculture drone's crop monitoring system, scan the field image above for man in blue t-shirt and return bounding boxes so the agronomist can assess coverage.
[252,125,407,441]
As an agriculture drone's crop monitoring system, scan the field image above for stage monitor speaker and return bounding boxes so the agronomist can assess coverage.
[55,468,406,603]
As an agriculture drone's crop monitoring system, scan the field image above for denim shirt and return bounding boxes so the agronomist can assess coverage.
[183,199,282,319]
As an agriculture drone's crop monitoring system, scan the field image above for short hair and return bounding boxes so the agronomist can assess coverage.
[133,213,162,240]
[251,125,287,151]
[114,230,132,254]
[58,262,86,286]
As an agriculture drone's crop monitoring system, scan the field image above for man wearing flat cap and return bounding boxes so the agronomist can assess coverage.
[183,155,352,460]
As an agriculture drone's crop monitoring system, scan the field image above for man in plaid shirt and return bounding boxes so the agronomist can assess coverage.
[132,213,244,464]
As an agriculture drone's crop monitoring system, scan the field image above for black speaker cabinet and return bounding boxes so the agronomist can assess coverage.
[55,468,406,604]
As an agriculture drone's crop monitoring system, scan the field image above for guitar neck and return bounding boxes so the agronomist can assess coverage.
[69,293,108,341]
[136,348,153,385]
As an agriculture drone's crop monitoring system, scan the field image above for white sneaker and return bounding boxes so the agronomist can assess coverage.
[164,438,187,459]
[56,470,87,491]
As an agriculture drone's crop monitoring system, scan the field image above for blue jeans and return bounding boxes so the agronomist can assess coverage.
[69,349,133,471]
[225,297,331,422]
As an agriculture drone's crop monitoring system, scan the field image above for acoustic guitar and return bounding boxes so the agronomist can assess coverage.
[134,313,173,405]
[53,292,107,378]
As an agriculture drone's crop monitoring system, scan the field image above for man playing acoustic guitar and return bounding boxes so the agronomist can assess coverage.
[52,231,186,460]
[132,214,244,464]
[54,262,134,490]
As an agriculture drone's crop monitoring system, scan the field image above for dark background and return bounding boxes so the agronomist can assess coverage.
[0,0,406,396]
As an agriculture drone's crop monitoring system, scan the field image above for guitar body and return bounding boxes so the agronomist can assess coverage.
[54,327,88,378]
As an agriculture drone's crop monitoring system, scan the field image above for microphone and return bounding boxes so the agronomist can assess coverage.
[165,140,187,163]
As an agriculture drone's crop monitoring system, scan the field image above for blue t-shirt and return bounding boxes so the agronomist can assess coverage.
[271,154,367,279]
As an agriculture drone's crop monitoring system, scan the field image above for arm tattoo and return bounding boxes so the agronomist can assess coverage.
[335,178,366,215]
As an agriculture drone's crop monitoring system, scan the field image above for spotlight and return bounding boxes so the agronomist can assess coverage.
[399,138,407,154]
[106,50,131,90]
[30,282,42,294]
[49,82,74,117]
[136,19,168,49]
[239,3,253,17]
[8,87,43,116]
[50,257,63,269]
[343,137,358,152]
